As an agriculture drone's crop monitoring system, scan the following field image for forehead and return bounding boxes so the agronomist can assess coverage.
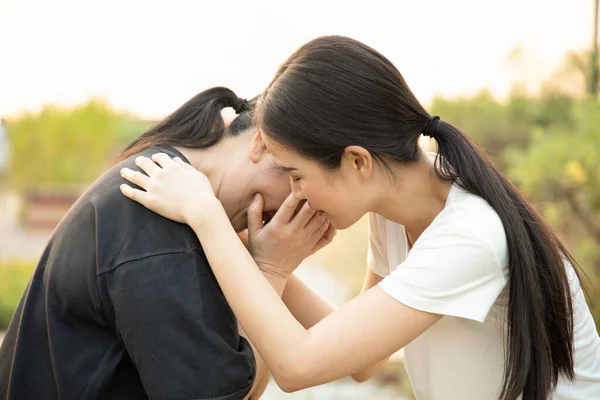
[260,132,301,165]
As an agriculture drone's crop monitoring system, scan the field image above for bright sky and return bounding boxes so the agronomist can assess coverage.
[0,0,594,119]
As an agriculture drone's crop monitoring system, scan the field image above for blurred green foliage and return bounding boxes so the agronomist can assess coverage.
[4,102,155,192]
[0,261,35,329]
[116,118,155,147]
[506,99,600,324]
[5,101,118,190]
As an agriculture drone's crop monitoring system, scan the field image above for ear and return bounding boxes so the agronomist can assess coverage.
[249,131,268,164]
[341,146,374,180]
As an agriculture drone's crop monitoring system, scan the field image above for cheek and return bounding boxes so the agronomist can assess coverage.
[301,180,362,228]
[260,180,292,210]
[301,181,339,210]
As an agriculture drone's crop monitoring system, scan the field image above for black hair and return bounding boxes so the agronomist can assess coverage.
[116,87,256,163]
[256,35,579,400]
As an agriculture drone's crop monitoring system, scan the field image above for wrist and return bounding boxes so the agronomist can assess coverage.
[258,266,289,296]
[184,196,223,227]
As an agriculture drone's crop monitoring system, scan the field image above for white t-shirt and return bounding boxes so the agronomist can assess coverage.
[368,184,600,400]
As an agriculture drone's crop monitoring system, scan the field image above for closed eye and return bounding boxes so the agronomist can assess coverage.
[276,165,297,173]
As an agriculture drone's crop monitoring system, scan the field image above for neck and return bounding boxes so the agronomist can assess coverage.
[174,135,248,203]
[373,154,452,240]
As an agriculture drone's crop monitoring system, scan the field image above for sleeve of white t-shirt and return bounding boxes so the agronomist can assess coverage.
[366,213,390,278]
[378,225,507,323]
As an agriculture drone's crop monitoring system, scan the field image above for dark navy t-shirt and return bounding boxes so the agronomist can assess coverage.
[0,147,255,400]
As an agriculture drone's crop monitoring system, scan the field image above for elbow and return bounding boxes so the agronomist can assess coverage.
[350,359,388,383]
[351,370,375,383]
[271,359,314,393]
[275,365,374,391]
[277,379,303,394]
[351,372,370,383]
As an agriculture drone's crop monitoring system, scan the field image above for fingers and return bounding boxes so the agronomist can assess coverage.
[313,223,337,253]
[151,153,175,168]
[272,193,302,224]
[174,157,194,170]
[305,210,327,232]
[120,168,151,190]
[310,219,330,242]
[247,193,265,236]
[324,223,337,241]
[120,184,151,207]
[134,156,161,177]
[291,200,317,227]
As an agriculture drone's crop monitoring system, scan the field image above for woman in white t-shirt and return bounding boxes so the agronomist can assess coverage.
[119,36,600,400]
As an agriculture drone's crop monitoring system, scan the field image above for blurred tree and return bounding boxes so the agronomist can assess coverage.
[429,88,574,168]
[116,118,155,147]
[508,100,600,324]
[6,100,119,191]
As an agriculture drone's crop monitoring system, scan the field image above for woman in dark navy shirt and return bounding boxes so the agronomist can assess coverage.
[0,88,294,400]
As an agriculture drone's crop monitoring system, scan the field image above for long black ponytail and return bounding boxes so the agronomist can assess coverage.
[116,87,255,163]
[256,35,579,400]
[432,119,576,400]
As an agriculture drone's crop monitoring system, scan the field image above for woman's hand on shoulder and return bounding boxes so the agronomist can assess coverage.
[119,153,219,224]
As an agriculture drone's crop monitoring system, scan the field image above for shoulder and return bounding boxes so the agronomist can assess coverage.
[82,150,202,274]
[368,212,406,241]
[421,185,508,266]
[400,186,510,292]
[368,212,388,237]
[101,248,210,277]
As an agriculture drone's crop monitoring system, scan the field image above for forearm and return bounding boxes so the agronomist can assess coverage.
[246,240,384,386]
[188,204,399,391]
[283,274,388,382]
[244,233,369,386]
[242,226,387,383]
[283,274,336,329]
[189,205,310,384]
[239,231,335,329]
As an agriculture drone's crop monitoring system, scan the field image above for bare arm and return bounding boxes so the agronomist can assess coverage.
[242,230,389,382]
[190,205,441,392]
[349,269,390,382]
[120,156,441,393]
[283,271,389,382]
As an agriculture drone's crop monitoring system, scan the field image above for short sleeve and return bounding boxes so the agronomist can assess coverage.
[379,227,508,322]
[367,213,390,277]
[103,249,255,400]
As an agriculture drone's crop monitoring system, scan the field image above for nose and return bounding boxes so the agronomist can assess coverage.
[290,179,306,201]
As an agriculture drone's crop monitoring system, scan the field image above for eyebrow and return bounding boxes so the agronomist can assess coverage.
[275,165,297,172]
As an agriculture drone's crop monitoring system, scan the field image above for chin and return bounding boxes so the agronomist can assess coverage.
[231,218,248,233]
[328,214,358,231]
